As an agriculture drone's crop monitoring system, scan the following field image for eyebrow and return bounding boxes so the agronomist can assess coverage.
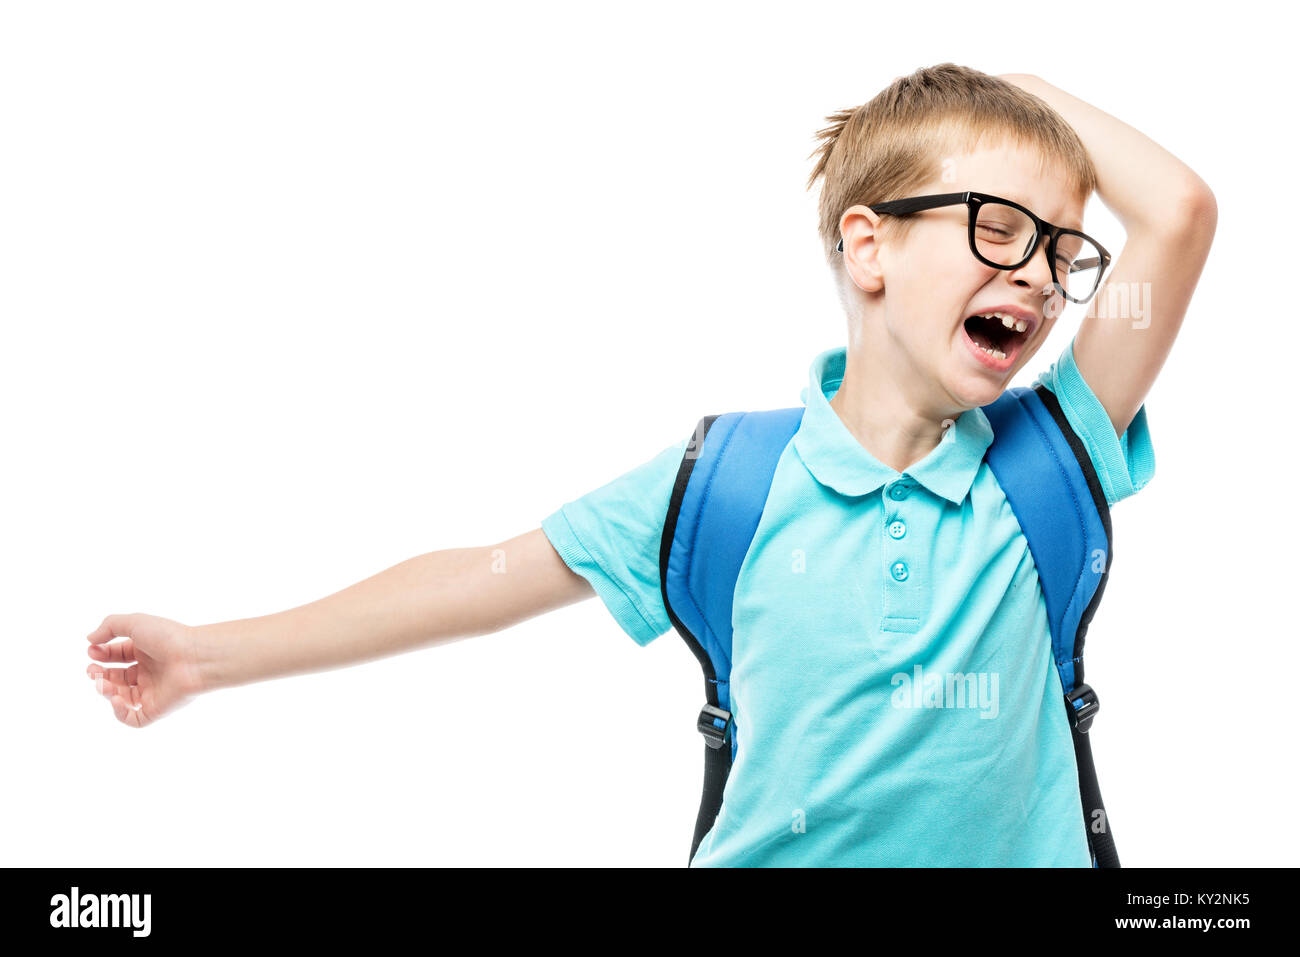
[1003,193,1084,232]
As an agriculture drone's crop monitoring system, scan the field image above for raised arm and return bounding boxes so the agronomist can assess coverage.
[1000,73,1218,439]
[85,528,594,727]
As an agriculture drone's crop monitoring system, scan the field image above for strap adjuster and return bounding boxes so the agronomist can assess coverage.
[1065,684,1100,733]
[697,704,732,749]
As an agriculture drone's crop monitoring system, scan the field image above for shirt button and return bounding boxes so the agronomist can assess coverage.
[888,483,911,500]
[888,520,907,539]
[890,561,909,582]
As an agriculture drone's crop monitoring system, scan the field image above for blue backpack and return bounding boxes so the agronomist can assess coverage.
[658,383,1120,868]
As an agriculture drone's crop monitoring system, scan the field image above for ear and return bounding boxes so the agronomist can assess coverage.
[838,204,887,294]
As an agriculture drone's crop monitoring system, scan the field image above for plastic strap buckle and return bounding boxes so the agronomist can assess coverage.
[1065,683,1100,733]
[697,704,732,749]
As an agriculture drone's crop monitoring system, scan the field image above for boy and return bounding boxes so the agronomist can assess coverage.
[85,64,1216,866]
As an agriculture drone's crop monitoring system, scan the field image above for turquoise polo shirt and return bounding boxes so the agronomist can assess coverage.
[541,335,1155,866]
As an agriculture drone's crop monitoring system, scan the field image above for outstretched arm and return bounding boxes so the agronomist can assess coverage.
[192,527,594,688]
[1001,73,1218,438]
[86,528,594,727]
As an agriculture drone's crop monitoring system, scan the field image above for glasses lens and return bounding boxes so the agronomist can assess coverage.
[973,202,1039,267]
[1053,231,1105,302]
[974,203,1105,302]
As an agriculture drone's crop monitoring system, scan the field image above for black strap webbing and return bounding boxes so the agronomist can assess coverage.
[1071,719,1121,867]
[691,740,731,862]
[659,415,730,865]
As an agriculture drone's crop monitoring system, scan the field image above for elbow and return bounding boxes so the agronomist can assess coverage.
[1173,178,1218,242]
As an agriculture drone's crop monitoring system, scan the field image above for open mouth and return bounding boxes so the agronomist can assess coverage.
[961,311,1031,364]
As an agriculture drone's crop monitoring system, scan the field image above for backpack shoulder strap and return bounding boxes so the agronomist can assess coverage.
[982,382,1120,868]
[659,406,804,865]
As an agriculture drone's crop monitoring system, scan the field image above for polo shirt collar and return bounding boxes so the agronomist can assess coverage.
[793,346,994,503]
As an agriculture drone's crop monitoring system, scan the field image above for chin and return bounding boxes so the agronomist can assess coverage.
[943,363,1011,410]
[954,382,1005,410]
[946,336,1040,408]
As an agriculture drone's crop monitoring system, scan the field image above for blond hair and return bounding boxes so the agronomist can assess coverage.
[807,64,1098,271]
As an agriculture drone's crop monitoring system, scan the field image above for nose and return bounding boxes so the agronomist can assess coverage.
[1008,233,1059,301]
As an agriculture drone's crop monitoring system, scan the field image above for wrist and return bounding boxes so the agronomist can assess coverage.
[189,622,236,694]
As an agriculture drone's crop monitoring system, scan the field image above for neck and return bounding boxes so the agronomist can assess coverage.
[827,326,963,474]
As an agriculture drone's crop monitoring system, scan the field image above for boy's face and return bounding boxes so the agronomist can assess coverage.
[840,141,1087,414]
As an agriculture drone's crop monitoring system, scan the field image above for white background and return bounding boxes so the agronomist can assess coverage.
[2,0,1293,867]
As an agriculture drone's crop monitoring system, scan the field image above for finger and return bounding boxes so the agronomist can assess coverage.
[87,662,136,683]
[107,690,148,729]
[120,680,143,709]
[94,676,137,707]
[87,663,138,688]
[87,639,136,664]
[87,613,138,645]
[99,677,148,727]
[92,668,154,728]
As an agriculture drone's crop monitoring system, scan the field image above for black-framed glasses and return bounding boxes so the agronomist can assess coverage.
[836,190,1112,304]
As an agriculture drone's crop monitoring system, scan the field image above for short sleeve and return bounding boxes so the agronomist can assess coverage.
[1034,334,1156,507]
[541,441,684,646]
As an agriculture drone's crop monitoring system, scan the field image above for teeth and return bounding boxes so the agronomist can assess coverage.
[967,312,1027,361]
[978,312,1030,334]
